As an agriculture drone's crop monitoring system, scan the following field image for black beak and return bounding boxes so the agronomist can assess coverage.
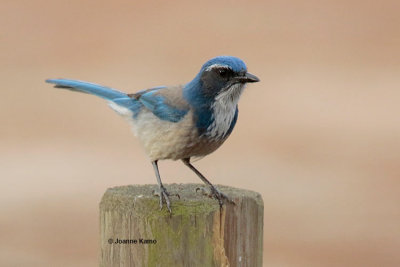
[235,72,260,83]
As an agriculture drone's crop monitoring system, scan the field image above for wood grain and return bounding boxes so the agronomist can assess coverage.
[100,184,263,267]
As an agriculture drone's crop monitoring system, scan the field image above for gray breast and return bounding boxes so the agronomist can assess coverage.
[206,83,244,140]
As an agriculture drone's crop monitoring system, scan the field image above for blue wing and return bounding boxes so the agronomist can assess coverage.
[136,88,189,122]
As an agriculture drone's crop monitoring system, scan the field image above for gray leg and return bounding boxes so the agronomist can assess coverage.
[152,160,172,213]
[182,158,235,206]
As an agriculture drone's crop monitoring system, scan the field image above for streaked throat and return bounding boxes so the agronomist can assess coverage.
[207,83,245,139]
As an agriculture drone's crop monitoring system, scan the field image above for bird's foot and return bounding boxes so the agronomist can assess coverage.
[152,186,180,213]
[196,185,235,207]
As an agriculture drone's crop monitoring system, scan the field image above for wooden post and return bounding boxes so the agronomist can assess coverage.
[100,183,263,266]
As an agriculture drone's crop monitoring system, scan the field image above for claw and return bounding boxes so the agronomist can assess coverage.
[196,186,235,206]
[196,187,211,197]
[152,186,180,213]
[152,186,171,212]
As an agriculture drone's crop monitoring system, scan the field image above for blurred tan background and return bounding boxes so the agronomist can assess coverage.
[1,0,399,266]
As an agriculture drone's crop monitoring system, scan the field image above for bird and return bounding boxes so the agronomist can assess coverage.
[46,56,259,213]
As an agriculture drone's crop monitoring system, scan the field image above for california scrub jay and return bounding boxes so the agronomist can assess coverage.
[46,56,259,212]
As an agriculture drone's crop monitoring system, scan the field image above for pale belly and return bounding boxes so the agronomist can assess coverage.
[131,110,225,161]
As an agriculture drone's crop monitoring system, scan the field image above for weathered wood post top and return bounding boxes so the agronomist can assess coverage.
[100,183,263,266]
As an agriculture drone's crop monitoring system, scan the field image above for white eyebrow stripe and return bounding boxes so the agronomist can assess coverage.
[205,64,231,72]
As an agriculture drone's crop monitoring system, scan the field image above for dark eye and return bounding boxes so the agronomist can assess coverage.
[218,68,228,78]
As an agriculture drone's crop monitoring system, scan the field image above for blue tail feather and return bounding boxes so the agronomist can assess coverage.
[46,79,127,100]
[46,79,142,114]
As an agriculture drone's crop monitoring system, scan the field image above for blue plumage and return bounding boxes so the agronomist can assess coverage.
[200,55,247,73]
[46,79,127,100]
[138,89,189,122]
[46,56,259,212]
[46,78,143,116]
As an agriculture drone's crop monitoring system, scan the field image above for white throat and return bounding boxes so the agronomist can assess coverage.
[207,83,245,139]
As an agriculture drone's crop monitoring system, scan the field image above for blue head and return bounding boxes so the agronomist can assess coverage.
[185,56,259,102]
[184,56,259,138]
